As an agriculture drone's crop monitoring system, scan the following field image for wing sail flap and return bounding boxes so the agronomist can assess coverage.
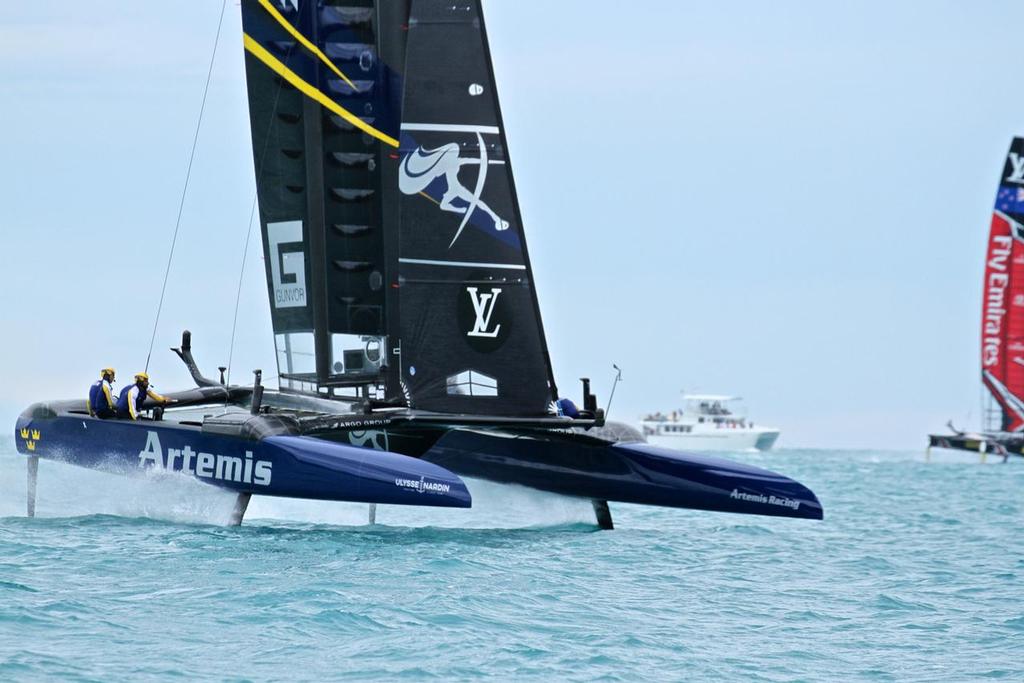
[396,0,556,416]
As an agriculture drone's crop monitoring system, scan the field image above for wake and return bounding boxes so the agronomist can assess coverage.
[0,454,596,529]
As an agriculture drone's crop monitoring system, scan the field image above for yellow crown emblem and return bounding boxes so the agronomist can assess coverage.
[20,428,29,439]
[26,441,36,451]
[31,430,41,441]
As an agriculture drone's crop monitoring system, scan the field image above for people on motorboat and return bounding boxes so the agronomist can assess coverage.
[116,372,171,420]
[88,367,117,419]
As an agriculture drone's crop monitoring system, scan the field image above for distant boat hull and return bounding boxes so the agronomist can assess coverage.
[927,433,1024,459]
[645,427,780,452]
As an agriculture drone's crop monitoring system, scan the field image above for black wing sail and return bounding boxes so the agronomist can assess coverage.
[240,0,408,397]
[397,0,558,416]
[240,0,557,413]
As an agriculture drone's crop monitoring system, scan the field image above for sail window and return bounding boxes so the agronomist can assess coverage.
[333,260,372,272]
[320,6,373,31]
[327,79,375,97]
[329,152,374,168]
[324,42,375,63]
[330,334,385,376]
[330,188,375,202]
[332,223,372,236]
[327,115,376,132]
[275,332,315,377]
[446,371,498,397]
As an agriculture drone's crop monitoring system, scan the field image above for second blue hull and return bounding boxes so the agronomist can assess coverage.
[419,429,823,520]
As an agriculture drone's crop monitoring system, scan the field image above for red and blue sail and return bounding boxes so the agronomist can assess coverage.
[981,138,1024,431]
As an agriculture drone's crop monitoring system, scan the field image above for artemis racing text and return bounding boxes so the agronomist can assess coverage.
[730,488,800,510]
[139,431,272,486]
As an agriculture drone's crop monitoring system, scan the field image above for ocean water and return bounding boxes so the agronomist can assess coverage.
[1,440,1022,682]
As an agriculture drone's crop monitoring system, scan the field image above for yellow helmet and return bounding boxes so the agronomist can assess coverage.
[101,367,116,380]
[134,372,150,383]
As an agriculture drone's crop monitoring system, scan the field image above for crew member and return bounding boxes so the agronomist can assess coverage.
[88,368,117,419]
[116,372,171,420]
[554,397,580,419]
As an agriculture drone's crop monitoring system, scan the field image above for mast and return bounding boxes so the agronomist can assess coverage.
[376,1,412,401]
[300,0,331,385]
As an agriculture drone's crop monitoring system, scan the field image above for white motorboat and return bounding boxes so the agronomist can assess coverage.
[640,395,780,452]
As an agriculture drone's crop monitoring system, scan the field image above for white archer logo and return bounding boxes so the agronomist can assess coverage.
[1010,153,1024,184]
[466,287,502,338]
[398,128,509,248]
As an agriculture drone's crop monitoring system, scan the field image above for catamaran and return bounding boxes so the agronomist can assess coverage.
[641,395,780,452]
[928,137,1024,461]
[14,0,823,527]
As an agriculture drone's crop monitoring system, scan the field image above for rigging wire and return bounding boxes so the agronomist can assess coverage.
[224,195,259,389]
[144,0,229,373]
[224,54,292,389]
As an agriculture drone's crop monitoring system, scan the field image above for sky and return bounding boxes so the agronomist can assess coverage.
[0,1,1020,449]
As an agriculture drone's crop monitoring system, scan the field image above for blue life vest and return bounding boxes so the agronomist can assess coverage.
[555,397,580,418]
[89,380,114,415]
[116,384,146,418]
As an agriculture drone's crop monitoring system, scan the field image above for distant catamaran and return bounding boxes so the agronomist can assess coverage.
[929,137,1024,459]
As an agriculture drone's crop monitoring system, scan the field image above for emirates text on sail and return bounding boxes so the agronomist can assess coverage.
[983,234,1012,366]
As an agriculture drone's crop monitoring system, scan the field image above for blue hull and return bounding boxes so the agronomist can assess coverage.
[15,401,823,522]
[15,412,471,508]
[419,429,823,520]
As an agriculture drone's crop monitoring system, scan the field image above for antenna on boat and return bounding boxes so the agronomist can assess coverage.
[605,364,622,417]
[580,378,596,413]
[251,370,264,415]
